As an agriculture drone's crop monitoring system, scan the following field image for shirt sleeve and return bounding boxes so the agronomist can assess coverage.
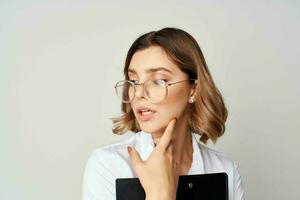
[233,163,245,200]
[82,151,116,200]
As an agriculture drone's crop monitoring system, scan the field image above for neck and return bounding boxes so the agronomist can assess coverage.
[151,116,193,174]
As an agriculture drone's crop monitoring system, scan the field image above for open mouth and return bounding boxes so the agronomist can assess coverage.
[139,108,154,115]
[136,107,156,121]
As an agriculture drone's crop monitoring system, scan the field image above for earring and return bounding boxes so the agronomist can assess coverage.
[189,98,194,103]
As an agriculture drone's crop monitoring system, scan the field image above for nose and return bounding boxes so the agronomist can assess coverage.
[134,83,146,100]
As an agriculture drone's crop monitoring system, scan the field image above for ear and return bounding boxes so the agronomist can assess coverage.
[189,80,197,103]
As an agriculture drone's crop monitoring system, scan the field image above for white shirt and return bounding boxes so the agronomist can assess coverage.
[82,131,245,200]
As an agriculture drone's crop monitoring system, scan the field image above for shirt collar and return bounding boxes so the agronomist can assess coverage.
[137,131,204,174]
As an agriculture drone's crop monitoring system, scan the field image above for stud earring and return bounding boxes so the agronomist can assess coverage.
[189,98,194,103]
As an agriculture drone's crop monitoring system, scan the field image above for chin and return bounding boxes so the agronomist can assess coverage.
[138,120,166,134]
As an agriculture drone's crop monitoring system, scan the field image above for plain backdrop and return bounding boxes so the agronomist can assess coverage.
[1,0,299,199]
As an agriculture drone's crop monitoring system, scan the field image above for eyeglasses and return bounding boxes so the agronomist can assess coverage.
[114,79,196,103]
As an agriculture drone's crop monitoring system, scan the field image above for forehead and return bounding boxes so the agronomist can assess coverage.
[127,46,181,76]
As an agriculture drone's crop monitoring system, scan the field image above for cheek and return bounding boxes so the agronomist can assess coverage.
[158,89,189,118]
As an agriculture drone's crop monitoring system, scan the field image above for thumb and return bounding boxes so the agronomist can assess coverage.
[127,146,142,168]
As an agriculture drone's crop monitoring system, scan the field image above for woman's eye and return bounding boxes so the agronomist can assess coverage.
[157,79,168,83]
[129,80,139,84]
[153,79,168,86]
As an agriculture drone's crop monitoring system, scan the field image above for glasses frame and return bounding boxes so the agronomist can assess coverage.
[114,79,196,103]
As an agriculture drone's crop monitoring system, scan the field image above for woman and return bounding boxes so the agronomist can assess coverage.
[83,27,245,200]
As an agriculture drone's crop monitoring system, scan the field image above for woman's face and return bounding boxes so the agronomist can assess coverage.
[128,46,195,135]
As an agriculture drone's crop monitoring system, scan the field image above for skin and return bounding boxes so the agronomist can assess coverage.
[127,46,197,200]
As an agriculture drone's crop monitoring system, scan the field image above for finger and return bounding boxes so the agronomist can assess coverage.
[158,118,177,149]
[127,146,142,169]
[165,142,174,160]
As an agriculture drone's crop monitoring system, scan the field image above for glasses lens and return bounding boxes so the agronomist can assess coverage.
[115,81,134,103]
[145,80,167,103]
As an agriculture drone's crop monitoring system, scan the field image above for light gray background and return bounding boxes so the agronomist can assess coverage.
[1,0,299,199]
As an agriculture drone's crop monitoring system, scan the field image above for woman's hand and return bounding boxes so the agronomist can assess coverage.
[127,118,178,200]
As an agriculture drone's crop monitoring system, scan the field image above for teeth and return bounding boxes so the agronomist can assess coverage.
[138,108,154,115]
[139,108,151,112]
[141,110,153,115]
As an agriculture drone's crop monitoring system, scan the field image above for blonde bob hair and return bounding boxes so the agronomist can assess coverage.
[112,27,227,144]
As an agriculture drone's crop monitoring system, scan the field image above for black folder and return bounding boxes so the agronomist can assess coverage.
[116,172,228,200]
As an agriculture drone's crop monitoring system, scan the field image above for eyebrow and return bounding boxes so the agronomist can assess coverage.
[128,67,173,75]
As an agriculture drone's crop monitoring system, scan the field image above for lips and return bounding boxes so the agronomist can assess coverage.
[135,106,156,121]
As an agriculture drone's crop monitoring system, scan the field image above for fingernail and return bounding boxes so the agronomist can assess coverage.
[127,146,132,153]
[173,118,177,124]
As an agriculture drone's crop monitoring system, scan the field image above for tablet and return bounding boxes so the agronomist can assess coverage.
[116,172,228,200]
